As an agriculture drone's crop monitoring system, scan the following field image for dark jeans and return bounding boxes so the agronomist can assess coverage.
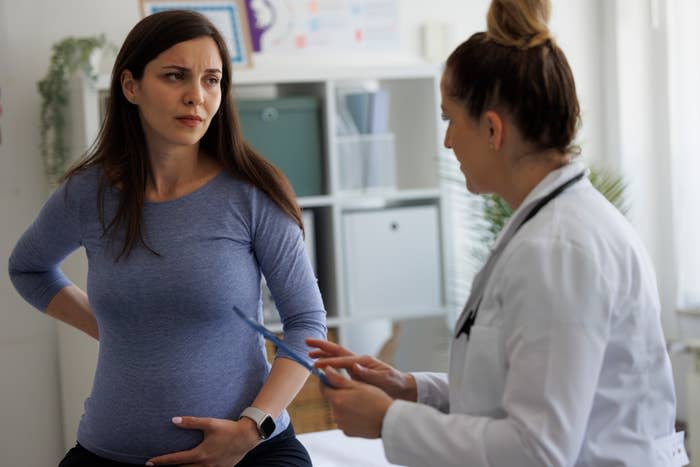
[58,424,312,466]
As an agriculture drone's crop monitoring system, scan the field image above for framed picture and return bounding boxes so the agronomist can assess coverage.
[140,0,253,68]
[243,0,399,55]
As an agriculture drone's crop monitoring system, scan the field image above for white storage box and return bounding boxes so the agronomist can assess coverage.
[342,205,442,317]
[337,133,396,192]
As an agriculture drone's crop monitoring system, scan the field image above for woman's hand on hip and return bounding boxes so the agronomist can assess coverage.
[306,338,417,402]
[145,416,260,467]
[320,367,393,439]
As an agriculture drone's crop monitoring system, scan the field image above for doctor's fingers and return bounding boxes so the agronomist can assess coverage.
[314,355,385,372]
[314,356,391,387]
[314,355,362,370]
[320,367,356,397]
[306,338,355,358]
[321,372,391,439]
[308,349,337,359]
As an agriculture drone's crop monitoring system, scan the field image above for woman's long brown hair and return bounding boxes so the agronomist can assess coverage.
[62,10,302,260]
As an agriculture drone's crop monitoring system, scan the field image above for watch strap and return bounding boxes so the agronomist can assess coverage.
[239,406,275,439]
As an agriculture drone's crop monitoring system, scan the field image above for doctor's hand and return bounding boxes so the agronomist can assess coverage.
[321,367,393,439]
[145,416,260,466]
[306,338,417,402]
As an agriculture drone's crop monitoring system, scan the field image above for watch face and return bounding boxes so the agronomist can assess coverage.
[260,415,276,438]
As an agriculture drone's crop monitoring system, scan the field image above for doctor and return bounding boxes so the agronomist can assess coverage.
[307,0,688,465]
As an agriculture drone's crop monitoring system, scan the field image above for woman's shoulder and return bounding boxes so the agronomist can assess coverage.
[214,172,299,237]
[517,181,625,241]
[210,170,255,204]
[58,164,103,205]
[62,164,103,192]
[214,171,284,210]
[509,183,645,279]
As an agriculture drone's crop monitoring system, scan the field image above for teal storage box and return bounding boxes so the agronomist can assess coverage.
[237,97,323,197]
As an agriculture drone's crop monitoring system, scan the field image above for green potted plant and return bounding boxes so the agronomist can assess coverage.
[37,34,112,184]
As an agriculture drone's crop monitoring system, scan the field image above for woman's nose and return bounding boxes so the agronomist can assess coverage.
[184,83,204,106]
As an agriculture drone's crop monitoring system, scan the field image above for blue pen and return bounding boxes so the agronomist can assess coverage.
[232,306,334,387]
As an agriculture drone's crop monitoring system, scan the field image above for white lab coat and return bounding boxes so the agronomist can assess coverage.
[381,162,688,467]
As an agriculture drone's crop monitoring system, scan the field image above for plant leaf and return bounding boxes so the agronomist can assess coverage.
[37,35,111,185]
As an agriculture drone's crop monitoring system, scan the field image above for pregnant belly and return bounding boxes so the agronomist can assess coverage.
[76,359,265,462]
[78,401,205,462]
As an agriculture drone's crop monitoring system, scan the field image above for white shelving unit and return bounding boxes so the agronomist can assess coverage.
[69,63,450,354]
[244,65,447,351]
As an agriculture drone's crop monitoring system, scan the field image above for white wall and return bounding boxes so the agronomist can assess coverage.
[612,0,677,337]
[0,1,606,465]
[0,1,63,466]
[606,0,695,424]
[0,1,141,466]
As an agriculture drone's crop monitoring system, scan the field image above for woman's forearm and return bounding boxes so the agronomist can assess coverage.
[46,285,99,340]
[250,357,310,419]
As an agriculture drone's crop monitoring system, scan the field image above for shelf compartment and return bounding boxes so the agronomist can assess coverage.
[336,133,397,193]
[237,97,324,197]
[342,205,442,318]
[337,188,440,210]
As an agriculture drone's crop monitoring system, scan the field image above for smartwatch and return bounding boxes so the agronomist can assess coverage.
[239,406,276,440]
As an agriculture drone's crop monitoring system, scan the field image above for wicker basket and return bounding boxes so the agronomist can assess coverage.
[287,398,336,433]
[265,328,338,433]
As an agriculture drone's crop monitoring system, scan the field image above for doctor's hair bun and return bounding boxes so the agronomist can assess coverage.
[487,0,552,49]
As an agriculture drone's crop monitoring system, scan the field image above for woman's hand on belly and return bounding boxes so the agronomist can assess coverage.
[145,415,260,466]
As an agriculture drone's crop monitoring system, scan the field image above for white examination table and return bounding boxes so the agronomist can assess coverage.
[297,429,404,466]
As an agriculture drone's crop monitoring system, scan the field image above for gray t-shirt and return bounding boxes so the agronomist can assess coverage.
[9,166,327,463]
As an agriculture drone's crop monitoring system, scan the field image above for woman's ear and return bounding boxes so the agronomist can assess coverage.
[121,70,138,104]
[484,110,504,151]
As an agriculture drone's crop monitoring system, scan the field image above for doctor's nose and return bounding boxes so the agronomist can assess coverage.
[443,132,452,149]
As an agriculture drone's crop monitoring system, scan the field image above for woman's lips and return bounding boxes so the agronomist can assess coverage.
[176,116,203,127]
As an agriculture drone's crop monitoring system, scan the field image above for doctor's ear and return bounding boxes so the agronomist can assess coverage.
[121,70,138,105]
[484,110,504,151]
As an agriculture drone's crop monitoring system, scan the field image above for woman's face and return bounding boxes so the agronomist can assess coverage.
[440,76,499,195]
[122,36,223,152]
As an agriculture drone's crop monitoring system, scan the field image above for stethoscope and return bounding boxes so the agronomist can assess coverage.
[455,171,586,339]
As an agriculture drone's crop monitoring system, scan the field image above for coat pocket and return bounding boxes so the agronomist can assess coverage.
[653,431,688,466]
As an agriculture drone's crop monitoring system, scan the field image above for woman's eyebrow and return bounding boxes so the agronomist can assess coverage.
[161,65,222,74]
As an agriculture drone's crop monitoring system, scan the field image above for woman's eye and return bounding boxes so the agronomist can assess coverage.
[165,72,184,81]
[206,77,220,86]
[441,114,450,122]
